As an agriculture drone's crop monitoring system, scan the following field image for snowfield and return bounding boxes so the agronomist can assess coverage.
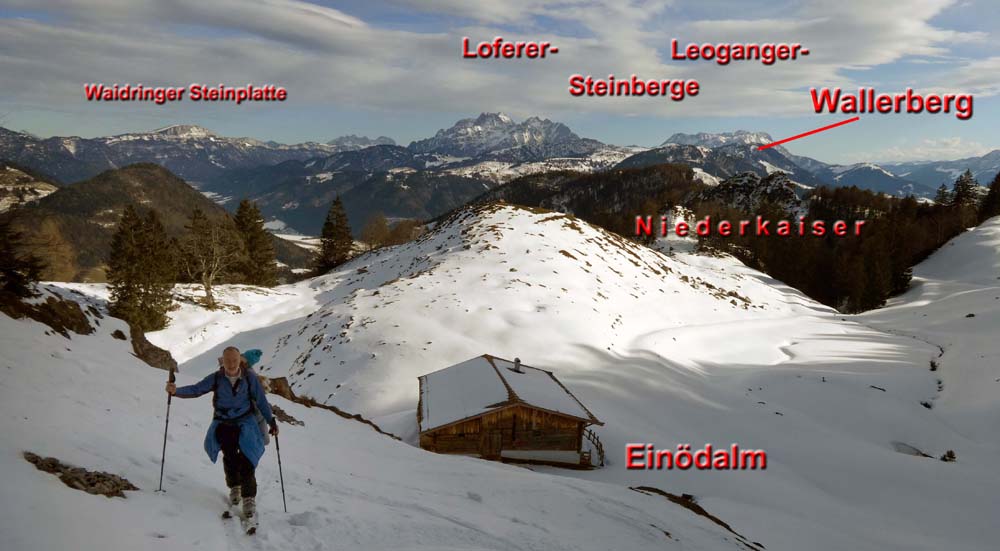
[2,205,998,550]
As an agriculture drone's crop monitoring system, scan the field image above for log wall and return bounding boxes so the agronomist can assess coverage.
[420,405,584,459]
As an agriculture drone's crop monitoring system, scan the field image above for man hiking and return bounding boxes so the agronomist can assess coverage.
[166,345,278,533]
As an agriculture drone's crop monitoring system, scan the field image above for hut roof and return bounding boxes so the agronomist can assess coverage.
[418,354,602,433]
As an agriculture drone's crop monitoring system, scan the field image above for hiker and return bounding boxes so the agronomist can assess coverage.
[166,345,278,525]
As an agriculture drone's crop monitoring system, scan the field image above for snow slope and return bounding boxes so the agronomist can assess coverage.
[7,206,999,550]
[0,287,768,551]
[860,216,1000,440]
[177,203,829,437]
[157,204,999,550]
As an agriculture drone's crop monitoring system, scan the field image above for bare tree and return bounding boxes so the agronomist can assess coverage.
[360,211,390,252]
[180,209,244,309]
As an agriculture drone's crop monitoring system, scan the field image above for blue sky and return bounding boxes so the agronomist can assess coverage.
[0,0,997,163]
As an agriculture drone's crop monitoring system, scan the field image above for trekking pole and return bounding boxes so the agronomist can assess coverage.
[275,433,287,512]
[156,366,175,492]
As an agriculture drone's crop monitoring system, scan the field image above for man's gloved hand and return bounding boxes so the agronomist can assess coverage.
[268,420,279,436]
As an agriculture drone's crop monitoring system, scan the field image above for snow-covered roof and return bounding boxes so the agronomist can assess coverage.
[418,354,601,433]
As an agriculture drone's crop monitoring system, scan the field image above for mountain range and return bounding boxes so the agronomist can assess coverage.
[0,125,397,186]
[2,118,997,235]
[884,150,1000,191]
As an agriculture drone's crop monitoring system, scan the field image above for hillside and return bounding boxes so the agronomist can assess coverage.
[0,285,757,551]
[252,168,492,235]
[1,163,311,281]
[828,163,932,197]
[860,216,1000,439]
[465,163,700,236]
[129,203,1000,550]
[0,161,59,212]
[615,143,827,188]
[3,205,996,549]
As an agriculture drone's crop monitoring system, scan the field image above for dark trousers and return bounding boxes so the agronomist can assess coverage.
[215,422,256,498]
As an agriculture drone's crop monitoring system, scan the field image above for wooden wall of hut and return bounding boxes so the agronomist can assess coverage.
[420,405,584,458]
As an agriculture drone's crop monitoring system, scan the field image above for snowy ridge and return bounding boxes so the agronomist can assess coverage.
[663,130,774,148]
[248,203,821,430]
[831,162,896,178]
[691,167,721,186]
[443,147,636,183]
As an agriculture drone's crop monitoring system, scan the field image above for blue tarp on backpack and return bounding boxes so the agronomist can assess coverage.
[243,348,263,368]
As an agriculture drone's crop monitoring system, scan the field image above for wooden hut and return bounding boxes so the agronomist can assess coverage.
[417,354,604,467]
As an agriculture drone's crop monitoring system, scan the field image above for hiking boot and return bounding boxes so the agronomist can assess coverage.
[242,495,256,519]
[229,486,241,506]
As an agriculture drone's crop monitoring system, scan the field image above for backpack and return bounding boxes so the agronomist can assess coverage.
[211,366,270,446]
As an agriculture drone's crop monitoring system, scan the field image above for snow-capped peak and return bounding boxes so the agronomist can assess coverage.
[149,124,218,139]
[407,113,601,160]
[662,130,774,148]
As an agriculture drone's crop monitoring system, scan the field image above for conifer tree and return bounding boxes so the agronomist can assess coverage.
[951,169,980,227]
[233,199,277,287]
[180,209,243,309]
[979,171,1000,223]
[107,206,145,325]
[138,210,177,329]
[107,207,175,330]
[314,196,353,274]
[934,184,952,206]
[0,218,44,298]
[952,169,978,206]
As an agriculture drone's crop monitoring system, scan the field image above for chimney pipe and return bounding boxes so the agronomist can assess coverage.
[514,357,522,373]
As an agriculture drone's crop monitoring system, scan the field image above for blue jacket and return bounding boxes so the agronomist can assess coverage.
[174,365,276,468]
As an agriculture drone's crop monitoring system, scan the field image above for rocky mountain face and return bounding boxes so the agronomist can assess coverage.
[0,163,312,281]
[408,112,610,162]
[0,162,59,212]
[695,171,806,214]
[0,125,338,185]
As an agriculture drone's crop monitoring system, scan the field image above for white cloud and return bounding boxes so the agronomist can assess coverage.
[869,137,995,162]
[0,0,992,124]
[943,56,1000,96]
